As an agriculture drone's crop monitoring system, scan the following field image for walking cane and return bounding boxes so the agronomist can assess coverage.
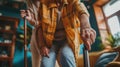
[23,16,28,67]
[23,0,37,67]
[23,0,29,67]
[83,45,90,67]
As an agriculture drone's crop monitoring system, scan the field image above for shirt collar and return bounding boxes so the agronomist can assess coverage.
[62,0,68,5]
[48,0,68,9]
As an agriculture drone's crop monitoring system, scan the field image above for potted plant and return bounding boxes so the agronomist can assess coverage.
[99,32,120,50]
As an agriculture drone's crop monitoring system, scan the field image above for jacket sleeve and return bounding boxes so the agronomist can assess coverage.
[36,26,46,48]
[73,0,89,17]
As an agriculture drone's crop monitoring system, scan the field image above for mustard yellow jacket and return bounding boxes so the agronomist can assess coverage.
[29,0,89,66]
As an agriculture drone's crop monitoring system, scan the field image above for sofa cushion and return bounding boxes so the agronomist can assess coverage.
[94,52,119,67]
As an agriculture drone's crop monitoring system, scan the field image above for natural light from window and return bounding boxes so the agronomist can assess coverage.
[108,16,120,36]
[103,0,120,17]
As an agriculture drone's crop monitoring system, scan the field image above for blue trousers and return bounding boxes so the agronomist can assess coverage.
[40,40,76,67]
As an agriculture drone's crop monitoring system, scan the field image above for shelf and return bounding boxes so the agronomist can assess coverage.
[0,30,14,34]
[0,16,19,67]
[0,56,12,61]
[0,42,13,46]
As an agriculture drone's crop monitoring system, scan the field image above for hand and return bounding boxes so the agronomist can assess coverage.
[20,10,32,22]
[80,28,96,50]
[40,46,50,58]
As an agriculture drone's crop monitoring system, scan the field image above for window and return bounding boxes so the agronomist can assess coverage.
[107,16,120,36]
[103,0,120,36]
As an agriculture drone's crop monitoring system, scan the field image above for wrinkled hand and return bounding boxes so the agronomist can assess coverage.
[80,28,96,50]
[40,46,50,58]
[20,10,33,22]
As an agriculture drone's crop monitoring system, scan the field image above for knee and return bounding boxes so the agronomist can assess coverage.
[60,45,74,59]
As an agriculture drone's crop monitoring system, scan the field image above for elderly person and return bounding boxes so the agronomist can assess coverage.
[21,0,96,67]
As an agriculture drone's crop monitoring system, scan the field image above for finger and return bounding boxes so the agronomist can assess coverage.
[20,10,27,18]
[45,53,49,58]
[84,39,91,50]
[45,49,49,58]
[90,32,95,43]
[81,30,86,39]
[20,13,26,17]
[26,10,31,16]
[40,50,44,56]
[21,13,27,18]
[40,49,46,57]
[86,41,91,50]
[90,29,96,43]
[91,29,96,38]
[41,53,45,57]
[25,10,32,20]
[20,10,25,13]
[20,10,26,15]
[85,30,90,39]
[40,53,44,56]
[20,10,25,11]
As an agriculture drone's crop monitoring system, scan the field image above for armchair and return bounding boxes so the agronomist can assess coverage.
[106,46,120,67]
[78,46,120,67]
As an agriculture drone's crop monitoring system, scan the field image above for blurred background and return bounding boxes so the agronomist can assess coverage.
[0,0,120,67]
